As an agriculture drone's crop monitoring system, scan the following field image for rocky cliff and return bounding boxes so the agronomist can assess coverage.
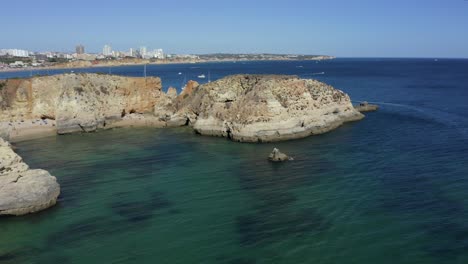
[0,74,364,143]
[0,73,173,140]
[175,75,364,142]
[0,138,60,215]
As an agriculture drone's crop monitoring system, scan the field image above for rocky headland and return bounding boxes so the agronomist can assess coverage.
[0,73,370,215]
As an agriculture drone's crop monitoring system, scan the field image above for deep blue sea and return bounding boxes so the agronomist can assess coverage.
[1,59,468,264]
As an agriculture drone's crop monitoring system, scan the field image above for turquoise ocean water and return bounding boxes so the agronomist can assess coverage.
[1,59,468,263]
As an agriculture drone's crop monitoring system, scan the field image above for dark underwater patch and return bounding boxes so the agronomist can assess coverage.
[0,247,42,263]
[215,255,257,264]
[0,252,16,262]
[254,191,298,211]
[227,257,257,264]
[110,191,173,223]
[111,200,155,223]
[149,191,173,210]
[236,208,330,246]
[46,216,127,246]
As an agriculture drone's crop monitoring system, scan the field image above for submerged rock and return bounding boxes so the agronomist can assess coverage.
[177,74,364,142]
[0,138,60,216]
[354,101,378,112]
[268,148,292,162]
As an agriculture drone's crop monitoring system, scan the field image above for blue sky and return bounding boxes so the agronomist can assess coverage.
[2,0,468,57]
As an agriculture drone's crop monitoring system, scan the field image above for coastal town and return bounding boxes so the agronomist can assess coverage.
[0,44,334,72]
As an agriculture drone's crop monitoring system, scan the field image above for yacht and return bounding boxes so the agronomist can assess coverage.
[198,74,206,79]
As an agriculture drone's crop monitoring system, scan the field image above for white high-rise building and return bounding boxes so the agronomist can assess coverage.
[103,45,112,56]
[155,49,164,59]
[140,46,147,58]
[0,49,30,57]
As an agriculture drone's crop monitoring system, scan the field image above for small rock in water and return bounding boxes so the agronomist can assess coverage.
[354,101,378,112]
[268,148,293,162]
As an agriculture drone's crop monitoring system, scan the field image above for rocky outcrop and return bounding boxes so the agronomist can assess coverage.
[166,87,178,99]
[0,73,370,216]
[354,101,378,112]
[1,74,366,143]
[0,73,177,140]
[176,75,364,142]
[268,148,292,162]
[179,80,200,99]
[0,138,60,216]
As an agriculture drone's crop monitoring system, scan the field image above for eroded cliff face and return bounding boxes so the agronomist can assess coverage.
[0,74,171,139]
[175,75,364,142]
[0,138,60,216]
[1,74,365,143]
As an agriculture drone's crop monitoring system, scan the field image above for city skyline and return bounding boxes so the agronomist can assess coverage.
[1,0,468,58]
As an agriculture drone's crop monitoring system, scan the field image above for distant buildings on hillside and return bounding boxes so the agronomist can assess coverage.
[139,46,147,58]
[76,45,85,54]
[100,44,165,59]
[103,45,112,56]
[1,43,167,62]
[0,49,30,57]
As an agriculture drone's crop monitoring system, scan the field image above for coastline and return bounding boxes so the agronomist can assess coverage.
[0,57,335,74]
[0,73,370,216]
[1,116,170,143]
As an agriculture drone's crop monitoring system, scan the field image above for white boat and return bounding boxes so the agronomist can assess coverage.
[178,72,182,75]
[198,74,206,79]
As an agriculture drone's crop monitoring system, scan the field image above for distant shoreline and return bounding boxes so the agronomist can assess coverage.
[3,56,468,74]
[0,56,335,73]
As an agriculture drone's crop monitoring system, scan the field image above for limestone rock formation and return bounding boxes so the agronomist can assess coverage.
[0,138,60,216]
[268,148,292,162]
[179,80,199,99]
[0,73,176,140]
[176,75,364,142]
[1,74,366,143]
[166,87,178,99]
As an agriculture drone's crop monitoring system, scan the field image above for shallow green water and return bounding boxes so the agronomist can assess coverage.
[2,108,468,263]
